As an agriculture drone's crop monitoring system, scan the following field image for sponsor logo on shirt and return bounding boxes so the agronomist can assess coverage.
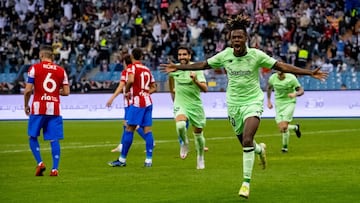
[228,69,251,76]
[41,93,59,102]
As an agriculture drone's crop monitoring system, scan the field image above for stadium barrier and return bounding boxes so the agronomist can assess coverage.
[0,91,359,120]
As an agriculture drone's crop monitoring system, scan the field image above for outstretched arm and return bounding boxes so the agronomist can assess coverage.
[160,61,211,73]
[273,61,328,81]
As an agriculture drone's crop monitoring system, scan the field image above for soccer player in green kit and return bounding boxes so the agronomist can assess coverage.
[168,46,207,169]
[267,71,304,153]
[161,13,328,198]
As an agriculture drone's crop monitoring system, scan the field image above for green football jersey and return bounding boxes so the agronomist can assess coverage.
[207,47,276,106]
[268,73,301,104]
[169,69,206,108]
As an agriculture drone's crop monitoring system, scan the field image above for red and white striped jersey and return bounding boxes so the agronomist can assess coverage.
[126,62,155,107]
[27,61,68,115]
[120,69,131,107]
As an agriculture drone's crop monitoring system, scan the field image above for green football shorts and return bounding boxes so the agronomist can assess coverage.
[227,103,263,135]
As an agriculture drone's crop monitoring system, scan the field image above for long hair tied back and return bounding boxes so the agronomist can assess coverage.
[226,13,251,32]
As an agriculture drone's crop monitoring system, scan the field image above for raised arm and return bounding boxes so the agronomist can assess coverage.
[273,61,328,81]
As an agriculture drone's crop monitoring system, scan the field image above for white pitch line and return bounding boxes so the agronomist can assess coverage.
[0,128,359,154]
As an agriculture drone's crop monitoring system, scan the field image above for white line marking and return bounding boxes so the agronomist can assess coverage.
[0,129,359,154]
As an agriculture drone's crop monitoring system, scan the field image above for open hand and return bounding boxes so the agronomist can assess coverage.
[160,61,177,73]
[311,67,328,81]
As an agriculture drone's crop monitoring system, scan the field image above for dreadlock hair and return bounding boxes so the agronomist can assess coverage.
[225,13,251,33]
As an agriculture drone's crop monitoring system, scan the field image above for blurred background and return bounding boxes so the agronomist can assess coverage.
[0,0,359,94]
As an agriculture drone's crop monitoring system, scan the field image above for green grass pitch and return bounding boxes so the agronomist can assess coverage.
[1,118,360,202]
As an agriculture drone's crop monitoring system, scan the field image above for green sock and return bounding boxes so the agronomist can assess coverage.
[193,132,205,157]
[282,130,290,148]
[176,121,188,144]
[253,141,262,154]
[243,147,255,182]
[288,124,296,131]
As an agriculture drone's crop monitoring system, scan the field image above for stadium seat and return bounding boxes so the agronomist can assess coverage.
[92,72,112,82]
[0,73,17,83]
[0,73,5,82]
[111,71,121,81]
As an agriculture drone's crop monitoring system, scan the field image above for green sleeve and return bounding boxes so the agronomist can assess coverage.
[256,49,277,69]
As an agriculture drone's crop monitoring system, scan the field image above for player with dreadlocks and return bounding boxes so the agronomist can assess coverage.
[161,13,328,198]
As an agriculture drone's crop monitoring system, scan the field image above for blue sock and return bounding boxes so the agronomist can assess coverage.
[136,127,146,141]
[50,140,60,170]
[29,137,42,164]
[120,125,126,144]
[178,136,183,145]
[145,132,154,159]
[121,130,134,159]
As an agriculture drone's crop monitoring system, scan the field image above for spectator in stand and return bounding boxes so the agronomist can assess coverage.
[208,1,222,21]
[188,1,200,20]
[160,0,169,16]
[87,46,98,66]
[61,0,73,21]
[0,0,358,94]
[187,19,203,46]
[336,37,345,60]
[321,58,334,72]
[326,11,343,34]
[197,15,208,27]
[224,0,241,16]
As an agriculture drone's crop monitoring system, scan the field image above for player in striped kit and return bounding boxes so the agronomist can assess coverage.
[108,48,157,167]
[24,45,70,176]
[106,54,147,153]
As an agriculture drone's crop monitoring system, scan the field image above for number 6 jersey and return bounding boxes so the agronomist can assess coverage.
[27,61,69,115]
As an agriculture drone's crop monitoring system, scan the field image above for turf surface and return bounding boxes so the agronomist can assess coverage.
[1,118,359,202]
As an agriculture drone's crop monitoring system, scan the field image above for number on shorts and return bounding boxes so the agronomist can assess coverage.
[228,116,236,127]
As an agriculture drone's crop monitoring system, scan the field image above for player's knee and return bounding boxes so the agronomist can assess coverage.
[242,136,253,147]
[176,121,187,130]
[281,127,288,133]
[278,123,288,132]
[193,127,202,134]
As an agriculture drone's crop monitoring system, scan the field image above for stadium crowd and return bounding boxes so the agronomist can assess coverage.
[0,0,359,93]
